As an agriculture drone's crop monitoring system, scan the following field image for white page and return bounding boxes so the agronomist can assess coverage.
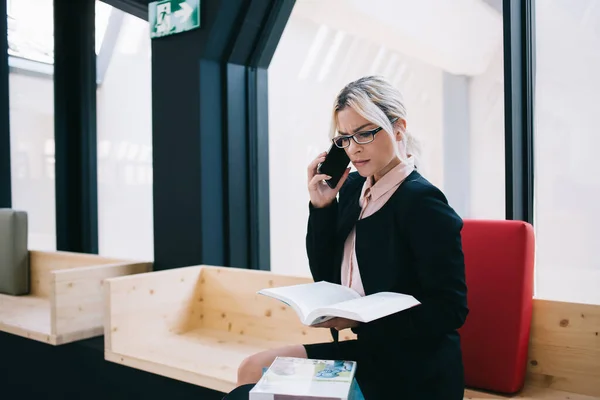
[328,292,420,323]
[260,281,361,323]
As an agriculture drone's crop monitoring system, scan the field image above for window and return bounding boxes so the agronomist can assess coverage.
[534,0,600,304]
[96,5,153,260]
[7,0,54,64]
[7,0,112,65]
[8,1,56,250]
[268,1,505,276]
[8,1,152,255]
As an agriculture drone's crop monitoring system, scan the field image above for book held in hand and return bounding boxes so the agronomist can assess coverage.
[249,356,359,400]
[257,281,420,326]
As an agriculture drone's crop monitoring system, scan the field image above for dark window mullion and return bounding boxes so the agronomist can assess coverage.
[0,0,11,208]
[503,0,535,224]
[54,0,98,253]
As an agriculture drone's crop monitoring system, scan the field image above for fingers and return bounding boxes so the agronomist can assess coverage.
[307,152,328,180]
[309,174,331,189]
[313,317,358,331]
[312,318,339,328]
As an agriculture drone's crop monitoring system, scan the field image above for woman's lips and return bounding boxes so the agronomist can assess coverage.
[353,160,370,167]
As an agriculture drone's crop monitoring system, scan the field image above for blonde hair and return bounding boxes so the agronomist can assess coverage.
[330,75,421,167]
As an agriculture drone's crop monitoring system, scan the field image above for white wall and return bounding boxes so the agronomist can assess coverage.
[469,44,506,220]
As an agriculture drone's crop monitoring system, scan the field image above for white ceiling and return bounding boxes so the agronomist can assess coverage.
[293,0,504,76]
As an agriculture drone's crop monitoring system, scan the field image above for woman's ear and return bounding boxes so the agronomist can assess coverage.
[394,119,406,142]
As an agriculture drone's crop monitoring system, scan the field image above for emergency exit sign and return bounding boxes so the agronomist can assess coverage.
[149,0,200,39]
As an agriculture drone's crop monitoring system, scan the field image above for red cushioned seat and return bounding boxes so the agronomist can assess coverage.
[458,219,535,394]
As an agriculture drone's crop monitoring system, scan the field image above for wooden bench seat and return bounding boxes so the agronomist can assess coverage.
[104,265,355,393]
[0,250,151,345]
[104,265,600,398]
[108,327,292,391]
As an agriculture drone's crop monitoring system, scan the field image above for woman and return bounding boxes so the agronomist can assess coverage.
[237,76,468,399]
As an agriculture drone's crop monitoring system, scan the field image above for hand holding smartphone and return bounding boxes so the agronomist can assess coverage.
[307,146,351,209]
[317,144,351,189]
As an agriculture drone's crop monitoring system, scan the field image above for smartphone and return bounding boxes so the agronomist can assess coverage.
[317,144,350,189]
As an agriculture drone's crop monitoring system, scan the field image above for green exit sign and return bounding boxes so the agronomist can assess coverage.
[149,0,200,39]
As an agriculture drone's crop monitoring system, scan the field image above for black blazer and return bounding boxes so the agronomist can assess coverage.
[306,170,469,398]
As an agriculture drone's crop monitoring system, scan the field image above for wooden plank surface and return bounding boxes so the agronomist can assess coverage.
[199,267,356,343]
[0,293,54,344]
[527,300,600,397]
[52,261,152,344]
[1,251,151,346]
[107,327,294,394]
[464,387,599,399]
[29,250,124,298]
[104,266,203,353]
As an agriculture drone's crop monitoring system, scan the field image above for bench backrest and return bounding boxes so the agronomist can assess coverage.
[458,219,535,394]
[0,209,29,295]
[194,267,352,344]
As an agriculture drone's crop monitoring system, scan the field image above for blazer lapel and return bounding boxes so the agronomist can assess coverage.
[338,184,361,244]
[331,187,362,285]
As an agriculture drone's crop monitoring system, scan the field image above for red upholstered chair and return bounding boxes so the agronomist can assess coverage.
[458,219,535,394]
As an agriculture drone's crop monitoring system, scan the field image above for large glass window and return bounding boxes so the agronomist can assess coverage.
[8,0,56,250]
[7,0,111,63]
[268,1,505,276]
[534,0,600,304]
[8,1,152,256]
[96,4,153,260]
[7,0,54,64]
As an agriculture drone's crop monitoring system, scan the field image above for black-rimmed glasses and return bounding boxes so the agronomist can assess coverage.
[332,117,399,148]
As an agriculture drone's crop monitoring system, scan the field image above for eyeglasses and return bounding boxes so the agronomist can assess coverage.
[332,117,399,148]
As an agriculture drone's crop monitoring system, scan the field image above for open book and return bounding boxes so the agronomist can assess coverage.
[258,281,420,326]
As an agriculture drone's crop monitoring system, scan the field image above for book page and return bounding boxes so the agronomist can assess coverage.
[259,281,361,324]
[326,292,421,323]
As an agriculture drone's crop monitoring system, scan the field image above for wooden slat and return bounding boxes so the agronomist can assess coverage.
[464,387,599,399]
[201,308,341,344]
[0,251,151,345]
[30,250,124,268]
[52,261,152,343]
[104,266,203,353]
[0,294,54,343]
[29,250,123,298]
[527,300,600,397]
[199,266,356,343]
[107,327,294,394]
[104,265,357,392]
[530,300,599,350]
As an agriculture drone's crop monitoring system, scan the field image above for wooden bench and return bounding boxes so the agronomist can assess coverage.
[104,265,355,393]
[0,250,151,345]
[104,265,600,398]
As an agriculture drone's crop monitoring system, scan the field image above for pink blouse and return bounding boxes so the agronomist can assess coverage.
[340,158,415,296]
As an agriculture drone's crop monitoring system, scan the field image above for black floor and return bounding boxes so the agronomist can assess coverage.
[0,332,225,399]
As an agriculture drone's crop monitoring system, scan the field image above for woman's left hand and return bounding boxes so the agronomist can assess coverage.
[313,318,359,331]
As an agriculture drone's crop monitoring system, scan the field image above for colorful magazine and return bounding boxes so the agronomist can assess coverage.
[249,357,358,400]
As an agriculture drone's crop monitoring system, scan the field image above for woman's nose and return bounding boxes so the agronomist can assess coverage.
[348,139,361,154]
